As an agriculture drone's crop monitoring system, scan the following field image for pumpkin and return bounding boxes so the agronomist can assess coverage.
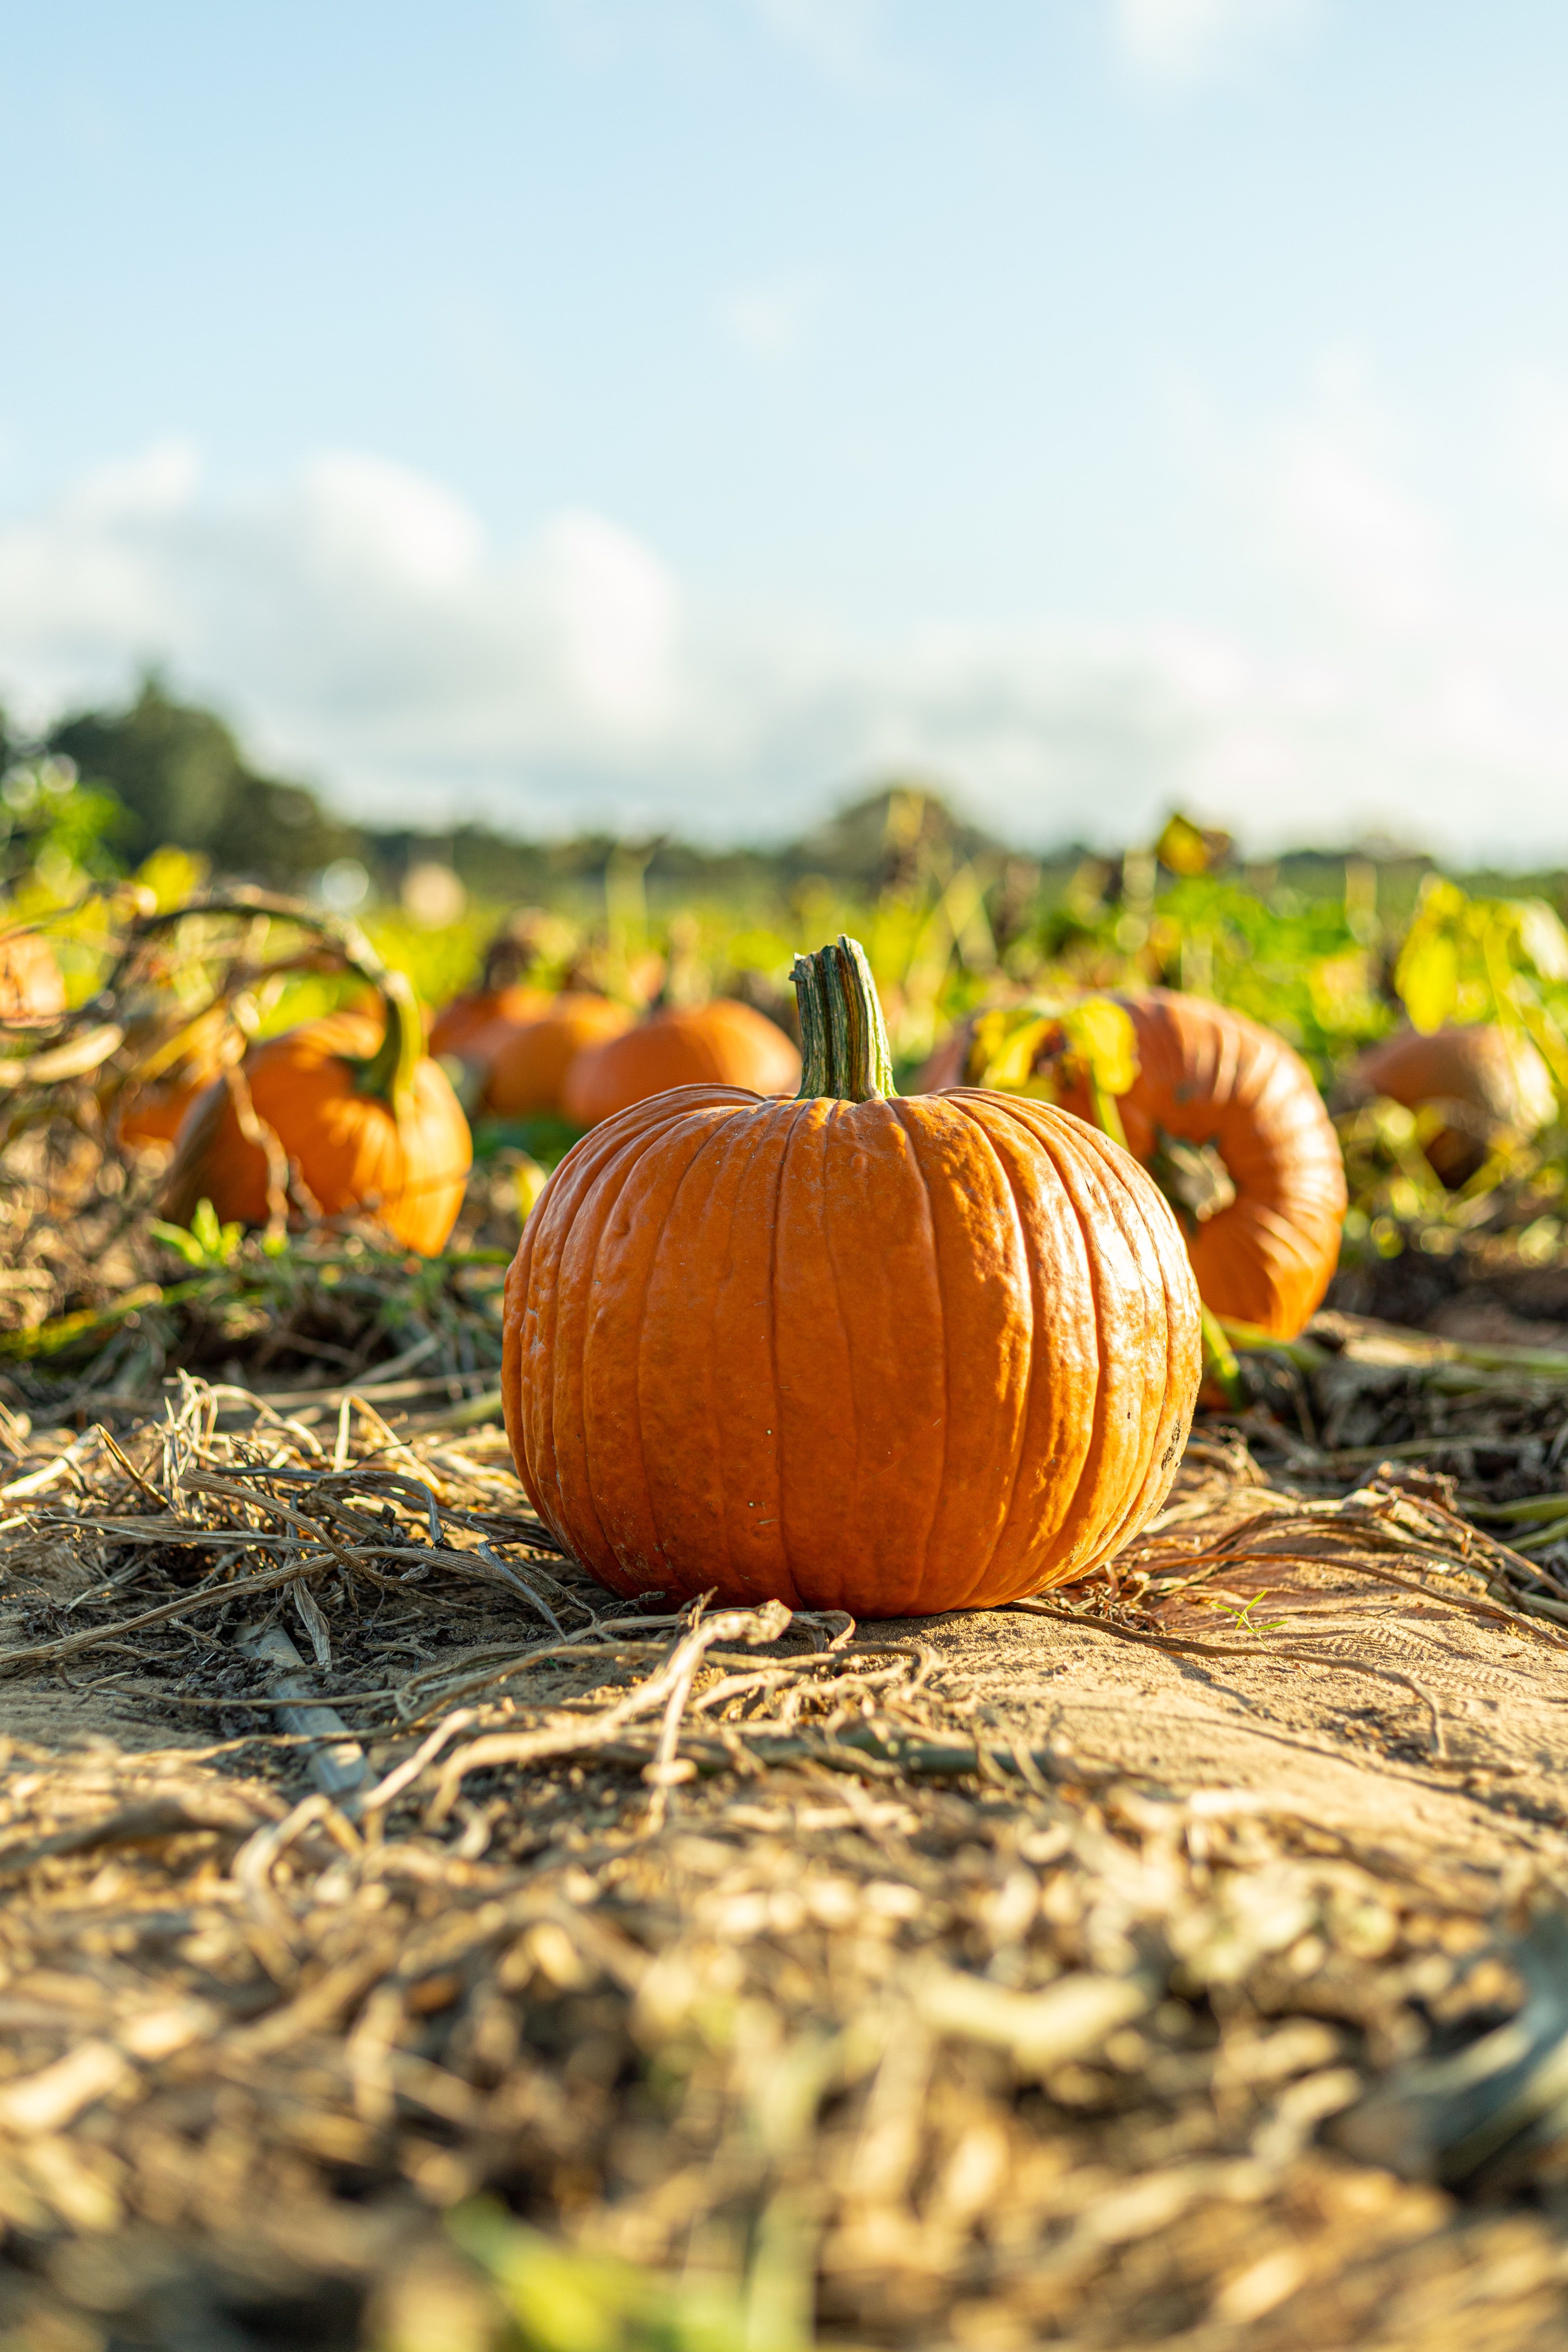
[431,982,553,1063]
[481,993,634,1118]
[503,936,1200,1617]
[121,1082,207,1150]
[0,929,67,1025]
[922,990,1345,1339]
[1351,1024,1555,1186]
[162,975,471,1255]
[561,998,802,1128]
[111,1004,232,1153]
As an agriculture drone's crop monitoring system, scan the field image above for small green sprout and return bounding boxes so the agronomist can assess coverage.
[149,1196,245,1270]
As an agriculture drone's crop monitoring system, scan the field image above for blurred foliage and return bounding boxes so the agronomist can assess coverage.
[429,2197,806,2352]
[12,675,1568,1287]
[1393,876,1568,1084]
[46,675,359,885]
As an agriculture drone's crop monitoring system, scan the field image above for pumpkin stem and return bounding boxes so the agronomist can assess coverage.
[351,971,423,1124]
[1199,1305,1245,1410]
[792,935,897,1102]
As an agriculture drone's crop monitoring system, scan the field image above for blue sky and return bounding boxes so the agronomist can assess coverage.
[5,0,1568,855]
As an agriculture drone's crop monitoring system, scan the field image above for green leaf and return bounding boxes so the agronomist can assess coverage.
[148,1218,209,1269]
[1517,899,1568,983]
[445,2201,753,2352]
[150,1199,244,1269]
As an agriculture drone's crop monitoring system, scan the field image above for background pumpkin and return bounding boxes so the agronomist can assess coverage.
[1350,1024,1556,1186]
[480,992,633,1118]
[504,936,1200,1617]
[430,981,553,1063]
[560,998,801,1127]
[116,1008,231,1151]
[922,989,1345,1339]
[162,975,471,1254]
[0,929,67,1025]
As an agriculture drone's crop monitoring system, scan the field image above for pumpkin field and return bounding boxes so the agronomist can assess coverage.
[7,777,1568,2350]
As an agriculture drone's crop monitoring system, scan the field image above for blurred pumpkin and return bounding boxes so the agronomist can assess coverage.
[921,989,1346,1339]
[431,910,559,1063]
[117,1008,232,1152]
[431,982,552,1062]
[481,994,633,1118]
[162,976,471,1255]
[121,1083,208,1150]
[1351,1024,1555,1186]
[0,929,66,1024]
[505,936,1199,1616]
[561,999,801,1127]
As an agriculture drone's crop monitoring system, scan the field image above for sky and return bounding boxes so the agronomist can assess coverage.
[4,0,1568,857]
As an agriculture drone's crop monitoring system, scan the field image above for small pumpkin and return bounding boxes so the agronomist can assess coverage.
[481,993,634,1118]
[117,1009,231,1151]
[561,998,802,1128]
[922,990,1346,1339]
[1351,1024,1555,1186]
[430,913,557,1063]
[0,929,67,1025]
[503,937,1200,1616]
[162,975,471,1255]
[431,981,553,1063]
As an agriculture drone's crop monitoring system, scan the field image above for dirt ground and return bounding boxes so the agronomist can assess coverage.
[4,1358,1568,2350]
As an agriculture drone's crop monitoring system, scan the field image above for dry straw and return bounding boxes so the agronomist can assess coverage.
[3,1373,1568,2344]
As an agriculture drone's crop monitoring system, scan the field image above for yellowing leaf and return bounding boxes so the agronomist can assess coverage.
[1154,812,1211,877]
[1517,899,1568,983]
[1062,999,1137,1099]
[968,1007,1060,1092]
[1394,930,1458,1034]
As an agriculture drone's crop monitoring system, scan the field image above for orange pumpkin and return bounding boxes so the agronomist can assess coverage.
[431,983,553,1062]
[163,977,471,1255]
[1352,1024,1555,1186]
[503,936,1200,1617]
[120,1069,220,1150]
[116,1008,231,1152]
[562,999,802,1128]
[922,990,1345,1339]
[0,929,66,1025]
[481,993,633,1118]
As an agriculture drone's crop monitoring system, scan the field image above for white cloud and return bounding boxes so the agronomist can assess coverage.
[723,272,821,359]
[1111,0,1313,86]
[2,428,1568,861]
[746,0,889,88]
[1248,358,1449,637]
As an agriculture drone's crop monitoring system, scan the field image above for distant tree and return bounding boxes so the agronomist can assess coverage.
[790,782,998,895]
[46,677,359,886]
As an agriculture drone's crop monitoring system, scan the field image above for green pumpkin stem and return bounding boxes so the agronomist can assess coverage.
[353,971,423,1124]
[792,935,897,1102]
[1199,1305,1245,1409]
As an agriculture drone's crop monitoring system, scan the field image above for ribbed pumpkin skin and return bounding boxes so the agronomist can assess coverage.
[1066,994,1343,1338]
[562,1000,802,1127]
[431,984,552,1063]
[481,995,633,1117]
[172,1012,471,1254]
[0,931,66,1024]
[503,1084,1200,1617]
[923,991,1345,1339]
